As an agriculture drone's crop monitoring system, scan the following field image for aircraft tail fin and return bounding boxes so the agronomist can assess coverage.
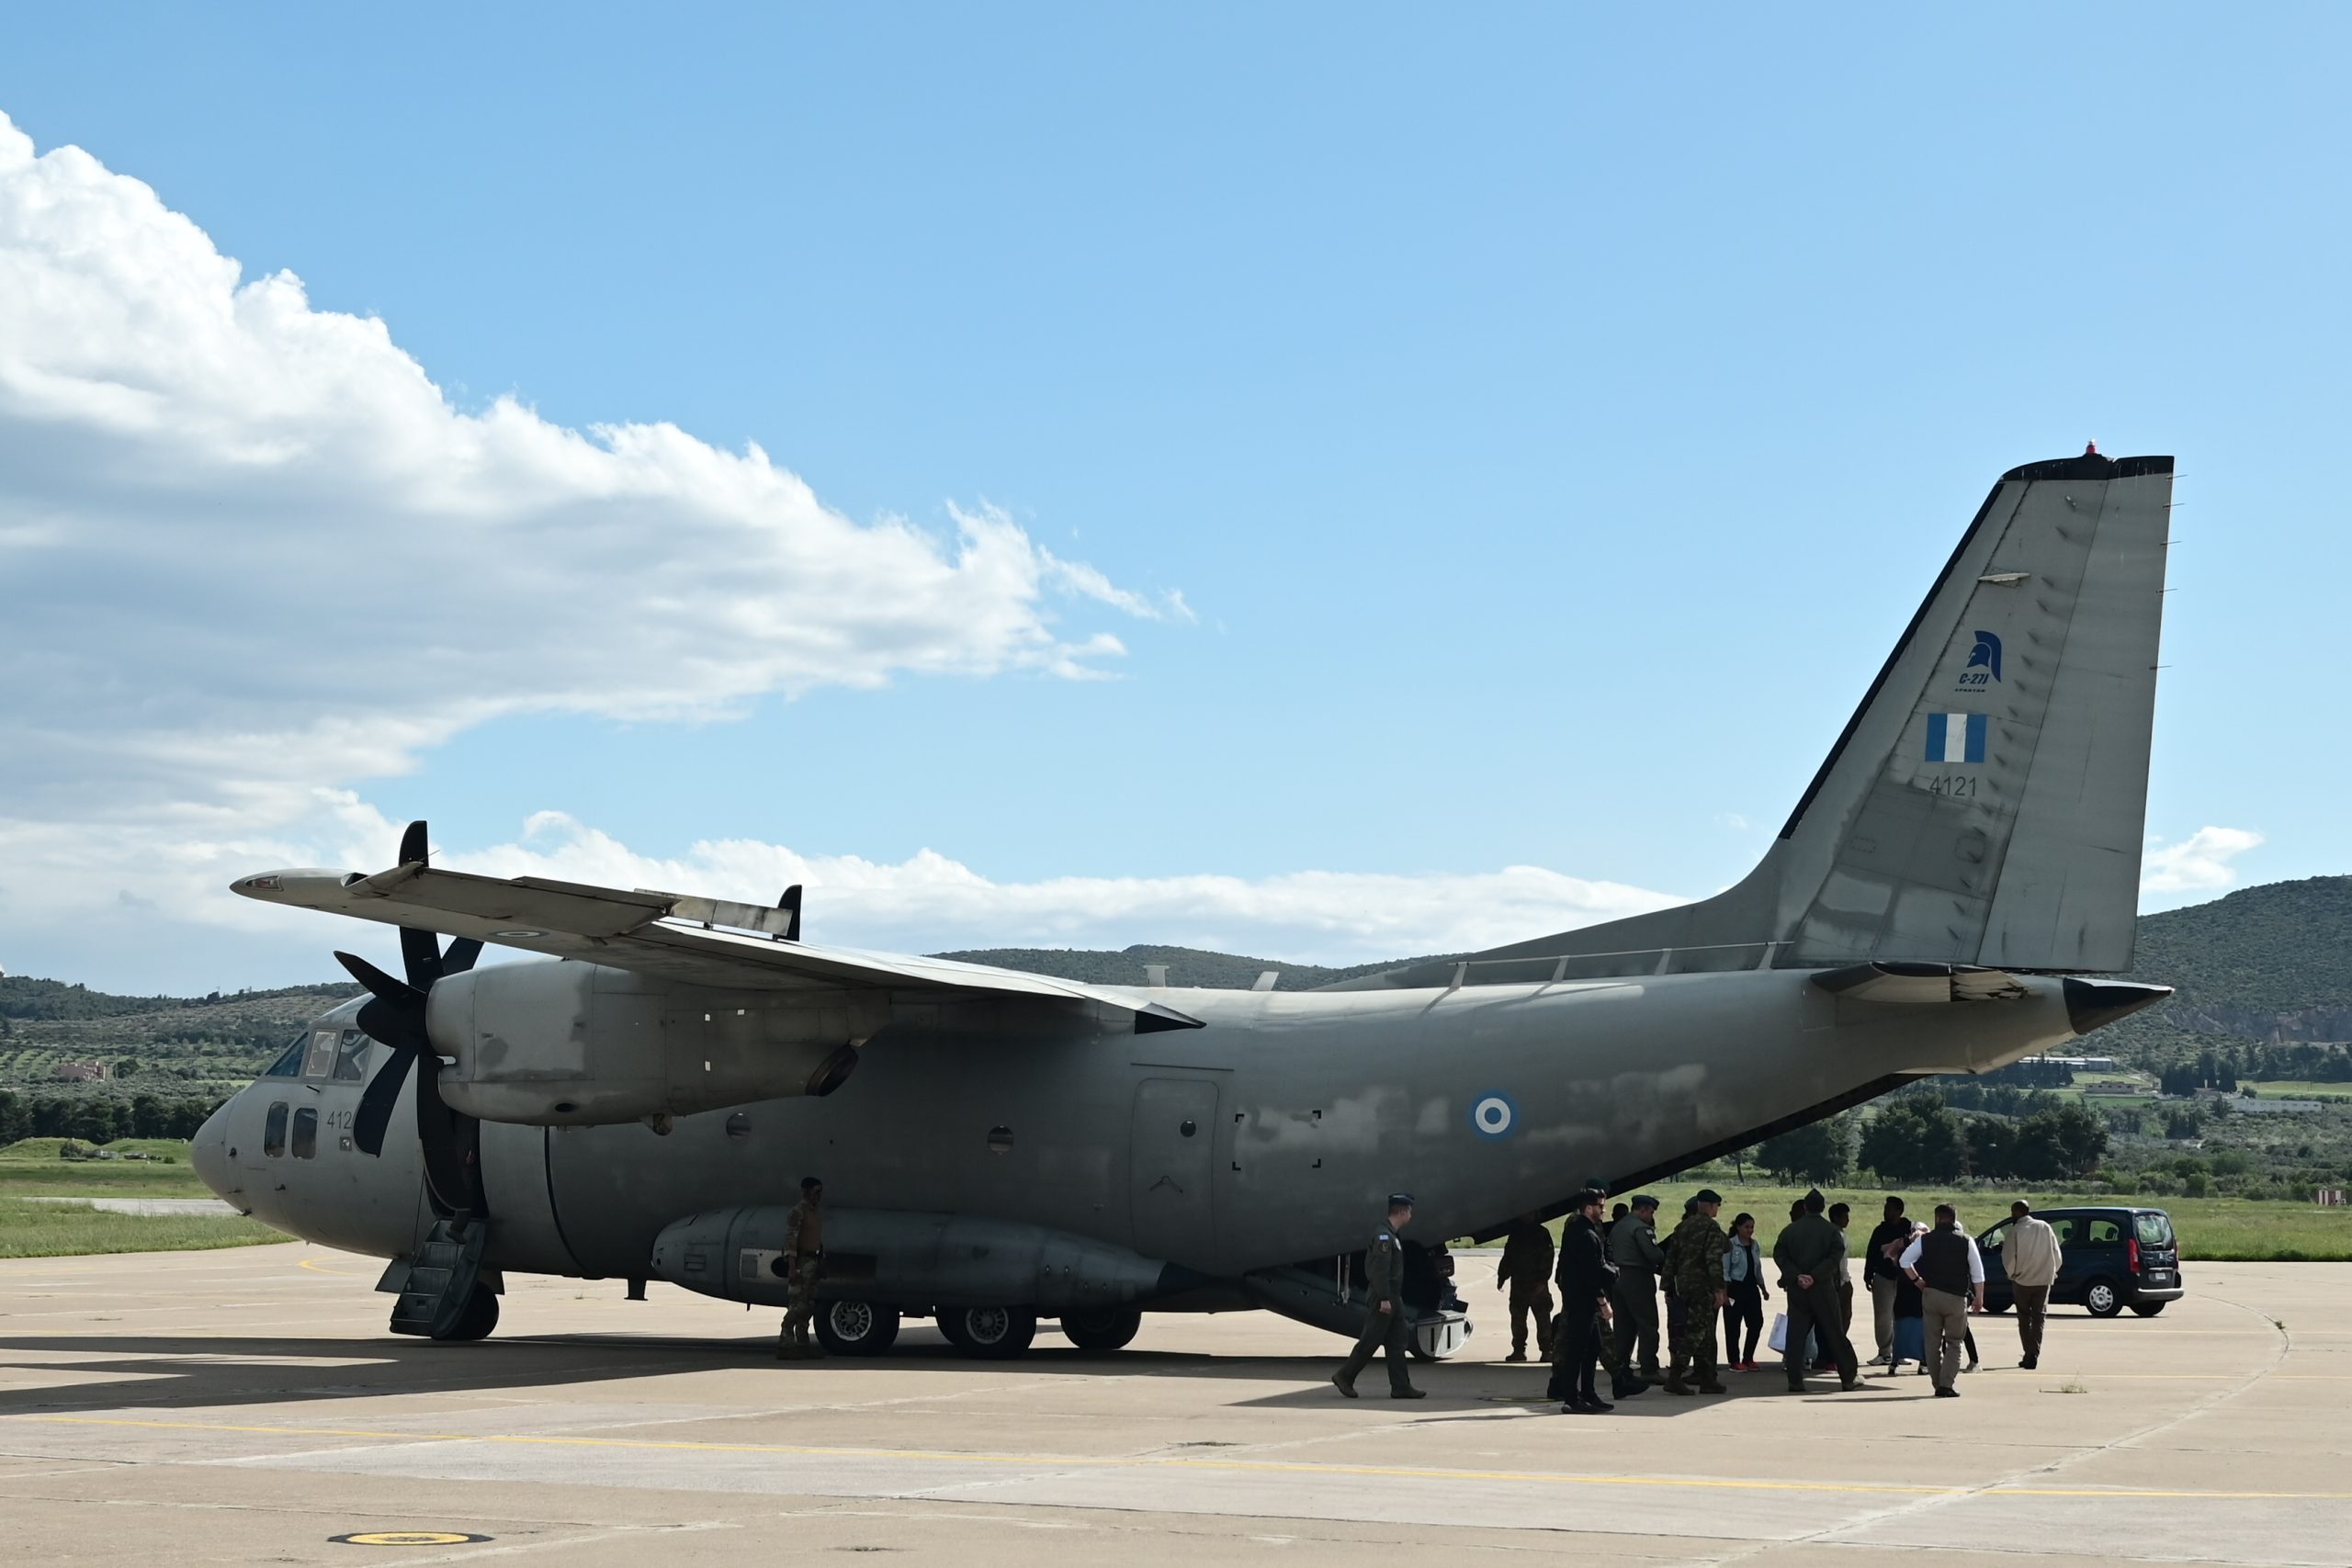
[1337,450,2173,987]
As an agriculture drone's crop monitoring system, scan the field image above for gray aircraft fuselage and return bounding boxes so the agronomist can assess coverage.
[198,964,2084,1285]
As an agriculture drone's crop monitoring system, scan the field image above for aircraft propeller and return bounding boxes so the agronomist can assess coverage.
[334,819,484,1214]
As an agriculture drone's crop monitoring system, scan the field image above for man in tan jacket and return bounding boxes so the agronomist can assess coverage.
[2003,1200,2064,1370]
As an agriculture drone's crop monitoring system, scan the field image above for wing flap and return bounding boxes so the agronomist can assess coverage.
[1810,961,2029,1004]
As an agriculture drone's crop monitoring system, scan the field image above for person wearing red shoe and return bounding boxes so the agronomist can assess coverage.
[1720,1212,1768,1371]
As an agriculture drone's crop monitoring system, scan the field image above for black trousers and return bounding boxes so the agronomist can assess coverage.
[1783,1276,1858,1388]
[1547,1303,1603,1403]
[1722,1278,1765,1365]
[1338,1303,1414,1392]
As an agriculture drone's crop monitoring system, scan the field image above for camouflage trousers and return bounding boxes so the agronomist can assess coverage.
[777,1258,820,1355]
[1668,1290,1722,1386]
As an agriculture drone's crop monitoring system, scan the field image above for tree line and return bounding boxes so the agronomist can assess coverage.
[1749,1089,2109,1186]
[0,1088,226,1145]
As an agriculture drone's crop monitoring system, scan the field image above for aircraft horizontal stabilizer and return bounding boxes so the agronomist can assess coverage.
[232,852,1204,1031]
[1809,961,2029,1004]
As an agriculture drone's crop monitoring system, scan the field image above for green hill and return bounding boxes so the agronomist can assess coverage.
[2098,876,2352,1076]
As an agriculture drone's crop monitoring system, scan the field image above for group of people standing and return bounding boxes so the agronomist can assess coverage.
[1478,1189,2065,1412]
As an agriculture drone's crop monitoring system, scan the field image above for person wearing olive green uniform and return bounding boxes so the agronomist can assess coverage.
[1771,1189,1860,1392]
[776,1176,826,1359]
[1663,1189,1730,1394]
[1333,1193,1427,1399]
[1608,1193,1667,1390]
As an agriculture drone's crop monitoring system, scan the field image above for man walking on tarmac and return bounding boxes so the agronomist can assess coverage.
[1496,1212,1556,1362]
[1333,1193,1428,1400]
[1902,1203,1985,1397]
[1772,1189,1860,1392]
[776,1175,826,1359]
[1609,1193,1667,1396]
[1664,1190,1730,1395]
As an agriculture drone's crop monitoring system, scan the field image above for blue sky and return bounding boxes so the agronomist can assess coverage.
[0,6,2341,989]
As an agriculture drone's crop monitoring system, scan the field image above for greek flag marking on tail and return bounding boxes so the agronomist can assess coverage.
[1925,713,1988,765]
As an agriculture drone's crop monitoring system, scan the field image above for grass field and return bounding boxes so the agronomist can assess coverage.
[1624,1181,2352,1262]
[2242,1081,2352,1101]
[0,1198,285,1259]
[0,1138,216,1197]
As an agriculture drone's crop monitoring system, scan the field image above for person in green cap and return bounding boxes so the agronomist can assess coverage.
[1663,1189,1730,1394]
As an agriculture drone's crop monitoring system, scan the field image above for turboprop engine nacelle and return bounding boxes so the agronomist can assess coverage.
[423,961,886,1126]
[650,1207,1178,1312]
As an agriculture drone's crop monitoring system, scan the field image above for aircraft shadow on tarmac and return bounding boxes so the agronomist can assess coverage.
[0,1326,1917,1418]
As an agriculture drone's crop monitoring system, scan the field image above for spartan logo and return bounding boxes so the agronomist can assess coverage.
[1965,629,2003,682]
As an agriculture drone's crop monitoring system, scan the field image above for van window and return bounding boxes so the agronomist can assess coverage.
[2134,1212,2175,1247]
[263,1034,308,1077]
[2045,1215,2079,1247]
[263,1101,289,1158]
[332,1030,372,1082]
[291,1107,318,1159]
[2086,1217,2125,1246]
[1978,1222,2008,1253]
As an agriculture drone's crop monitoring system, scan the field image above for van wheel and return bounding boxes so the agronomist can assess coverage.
[1062,1307,1141,1352]
[817,1301,901,1356]
[2085,1278,2124,1317]
[1983,1299,2012,1315]
[940,1305,1037,1359]
[2129,1302,2165,1318]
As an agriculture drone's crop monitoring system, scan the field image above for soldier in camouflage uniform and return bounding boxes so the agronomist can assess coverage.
[776,1175,826,1359]
[1333,1193,1427,1399]
[1663,1188,1730,1394]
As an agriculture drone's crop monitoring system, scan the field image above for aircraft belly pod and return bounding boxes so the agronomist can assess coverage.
[213,449,2177,1354]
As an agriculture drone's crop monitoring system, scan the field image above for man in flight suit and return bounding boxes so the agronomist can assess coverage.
[1333,1193,1428,1400]
[1495,1212,1556,1362]
[1608,1193,1667,1393]
[1771,1188,1860,1392]
[776,1175,825,1359]
[1664,1190,1730,1395]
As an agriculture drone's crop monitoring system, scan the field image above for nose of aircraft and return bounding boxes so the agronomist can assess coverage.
[191,1100,236,1203]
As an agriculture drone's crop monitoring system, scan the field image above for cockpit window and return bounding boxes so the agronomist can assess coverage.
[264,1033,308,1077]
[332,1029,372,1081]
[300,1030,338,1078]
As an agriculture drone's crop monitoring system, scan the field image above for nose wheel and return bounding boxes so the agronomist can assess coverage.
[431,1284,500,1342]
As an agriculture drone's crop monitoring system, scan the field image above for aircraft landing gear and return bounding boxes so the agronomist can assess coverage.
[432,1284,500,1342]
[816,1301,902,1356]
[938,1305,1036,1359]
[1061,1306,1141,1352]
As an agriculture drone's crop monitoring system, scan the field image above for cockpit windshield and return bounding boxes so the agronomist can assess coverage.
[332,1029,372,1081]
[263,1032,307,1077]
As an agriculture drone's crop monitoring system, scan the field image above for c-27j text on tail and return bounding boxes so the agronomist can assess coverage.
[198,449,2176,1358]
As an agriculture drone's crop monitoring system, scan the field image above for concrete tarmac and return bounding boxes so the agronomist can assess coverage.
[1,1244,2345,1566]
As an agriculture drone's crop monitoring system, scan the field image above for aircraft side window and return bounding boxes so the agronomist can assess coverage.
[291,1107,319,1159]
[333,1030,372,1082]
[264,1102,289,1158]
[263,1034,308,1077]
[300,1029,338,1078]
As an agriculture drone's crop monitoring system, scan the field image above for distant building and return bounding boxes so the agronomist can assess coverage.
[50,1059,108,1082]
[2228,1098,2324,1116]
[2020,1055,2120,1072]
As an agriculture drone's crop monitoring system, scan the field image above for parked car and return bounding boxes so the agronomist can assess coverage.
[1977,1205,2184,1317]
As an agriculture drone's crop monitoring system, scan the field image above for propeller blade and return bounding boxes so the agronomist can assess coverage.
[398,818,429,867]
[442,937,484,976]
[351,1049,415,1156]
[400,925,445,991]
[334,950,431,1056]
[334,949,419,1006]
[413,1044,479,1215]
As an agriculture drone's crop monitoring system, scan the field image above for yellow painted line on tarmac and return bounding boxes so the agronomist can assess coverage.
[15,1415,2352,1503]
[297,1258,368,1278]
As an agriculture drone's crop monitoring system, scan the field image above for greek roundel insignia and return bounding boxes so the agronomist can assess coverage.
[1469,1091,1518,1141]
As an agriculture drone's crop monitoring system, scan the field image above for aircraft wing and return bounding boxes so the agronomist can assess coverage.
[231,862,1204,1030]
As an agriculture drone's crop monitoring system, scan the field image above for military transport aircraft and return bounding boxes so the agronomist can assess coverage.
[195,448,2176,1359]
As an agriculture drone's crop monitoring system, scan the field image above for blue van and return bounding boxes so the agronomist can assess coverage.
[1977,1206,2184,1317]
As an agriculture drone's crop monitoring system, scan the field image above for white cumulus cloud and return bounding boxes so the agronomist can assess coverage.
[2141,826,2265,896]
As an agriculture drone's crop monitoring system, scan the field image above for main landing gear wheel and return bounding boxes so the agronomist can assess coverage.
[2085,1278,2125,1317]
[816,1301,902,1356]
[939,1305,1037,1359]
[433,1285,499,1342]
[1061,1306,1141,1352]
